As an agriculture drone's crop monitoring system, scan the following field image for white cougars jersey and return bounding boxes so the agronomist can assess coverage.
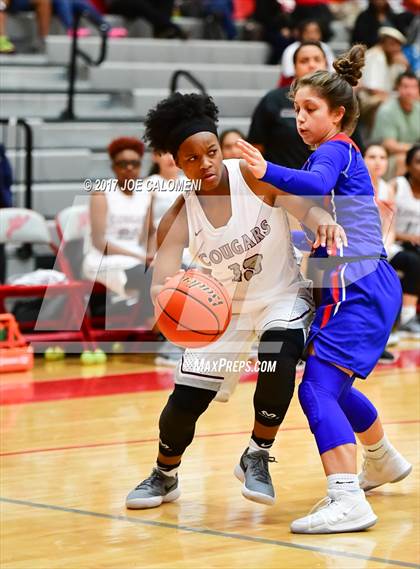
[184,159,311,314]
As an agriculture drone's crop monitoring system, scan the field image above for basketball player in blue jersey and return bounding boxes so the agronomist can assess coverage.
[237,44,412,534]
[125,93,347,510]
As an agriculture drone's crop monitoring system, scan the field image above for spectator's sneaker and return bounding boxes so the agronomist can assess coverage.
[378,349,398,364]
[399,317,420,339]
[234,449,276,505]
[0,36,15,54]
[290,490,377,534]
[155,25,189,40]
[108,27,128,38]
[359,449,412,491]
[126,468,180,509]
[67,28,91,38]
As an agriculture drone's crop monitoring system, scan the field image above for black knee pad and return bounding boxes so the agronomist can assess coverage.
[159,384,215,456]
[254,328,305,427]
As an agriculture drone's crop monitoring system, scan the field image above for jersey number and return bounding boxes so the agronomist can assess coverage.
[228,254,263,282]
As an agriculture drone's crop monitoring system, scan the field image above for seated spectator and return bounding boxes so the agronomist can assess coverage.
[359,26,409,133]
[364,143,395,250]
[248,41,328,168]
[52,0,127,37]
[372,71,420,177]
[83,137,155,324]
[251,0,292,65]
[364,142,402,359]
[291,0,333,42]
[7,0,51,52]
[389,144,420,337]
[147,150,185,228]
[220,129,245,159]
[352,0,402,49]
[103,0,187,39]
[202,0,236,40]
[0,1,15,53]
[280,19,334,86]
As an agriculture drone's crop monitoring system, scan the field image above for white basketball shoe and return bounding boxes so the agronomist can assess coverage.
[359,448,412,491]
[290,489,377,534]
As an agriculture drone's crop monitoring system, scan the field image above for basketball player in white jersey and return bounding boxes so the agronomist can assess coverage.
[126,93,347,510]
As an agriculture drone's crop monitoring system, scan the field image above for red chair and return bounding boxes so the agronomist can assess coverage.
[0,208,93,352]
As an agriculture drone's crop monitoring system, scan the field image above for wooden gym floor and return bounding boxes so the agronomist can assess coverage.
[1,340,419,569]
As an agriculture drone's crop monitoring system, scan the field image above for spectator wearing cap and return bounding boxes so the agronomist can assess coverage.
[372,71,420,176]
[359,26,409,132]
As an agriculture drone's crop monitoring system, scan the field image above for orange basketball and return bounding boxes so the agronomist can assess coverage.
[155,269,232,348]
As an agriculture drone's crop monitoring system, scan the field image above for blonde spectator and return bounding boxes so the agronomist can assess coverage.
[364,143,396,252]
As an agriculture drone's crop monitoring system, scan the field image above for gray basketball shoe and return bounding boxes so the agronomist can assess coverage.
[126,468,180,509]
[234,448,276,505]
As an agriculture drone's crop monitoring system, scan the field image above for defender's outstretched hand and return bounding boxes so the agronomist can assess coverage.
[236,139,267,179]
[313,224,348,255]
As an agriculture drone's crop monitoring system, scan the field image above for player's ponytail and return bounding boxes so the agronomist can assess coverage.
[333,44,366,87]
[289,44,367,135]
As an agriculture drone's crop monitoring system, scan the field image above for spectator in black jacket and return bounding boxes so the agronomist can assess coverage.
[252,0,292,64]
[248,41,328,168]
[352,0,401,48]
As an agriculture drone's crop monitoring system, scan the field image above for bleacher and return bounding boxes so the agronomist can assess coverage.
[1,9,350,279]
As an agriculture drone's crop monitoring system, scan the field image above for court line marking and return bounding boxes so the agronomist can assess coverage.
[1,419,419,458]
[0,497,418,569]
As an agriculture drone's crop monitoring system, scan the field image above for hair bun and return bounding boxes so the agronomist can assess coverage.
[333,44,366,87]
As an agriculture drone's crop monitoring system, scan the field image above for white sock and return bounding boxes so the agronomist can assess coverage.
[363,434,394,460]
[400,305,416,325]
[248,438,270,454]
[327,473,361,493]
[157,465,179,477]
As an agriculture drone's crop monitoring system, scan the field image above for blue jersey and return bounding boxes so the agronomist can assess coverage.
[262,133,401,377]
[263,133,387,260]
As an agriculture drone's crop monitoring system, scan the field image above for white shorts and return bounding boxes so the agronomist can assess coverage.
[175,293,314,402]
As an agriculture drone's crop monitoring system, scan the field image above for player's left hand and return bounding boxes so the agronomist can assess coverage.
[313,223,348,255]
[236,139,267,179]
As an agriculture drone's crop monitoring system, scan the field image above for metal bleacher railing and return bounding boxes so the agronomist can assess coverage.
[1,118,33,211]
[170,69,207,95]
[60,8,108,120]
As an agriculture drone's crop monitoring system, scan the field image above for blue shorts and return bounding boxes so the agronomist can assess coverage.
[307,259,402,378]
